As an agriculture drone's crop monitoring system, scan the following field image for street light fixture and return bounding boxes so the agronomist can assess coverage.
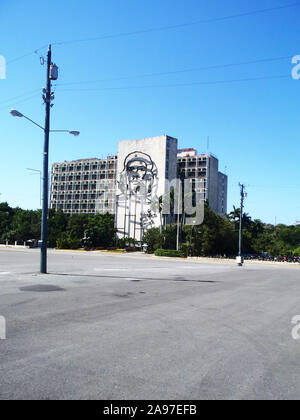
[10,110,23,118]
[10,110,45,130]
[10,111,80,137]
[10,107,80,273]
[51,130,80,136]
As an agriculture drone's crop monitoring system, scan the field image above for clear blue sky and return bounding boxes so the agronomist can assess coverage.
[0,0,299,225]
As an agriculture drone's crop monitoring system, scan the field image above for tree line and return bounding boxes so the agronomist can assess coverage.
[144,203,300,257]
[0,201,299,256]
[0,202,115,249]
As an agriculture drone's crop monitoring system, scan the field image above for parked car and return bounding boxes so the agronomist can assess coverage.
[25,239,38,249]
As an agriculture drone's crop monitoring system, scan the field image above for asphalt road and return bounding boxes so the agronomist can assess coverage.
[0,248,300,400]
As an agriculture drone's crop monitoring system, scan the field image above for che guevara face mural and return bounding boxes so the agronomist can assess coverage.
[118,151,158,200]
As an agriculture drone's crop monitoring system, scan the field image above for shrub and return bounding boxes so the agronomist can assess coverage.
[117,237,139,249]
[154,249,185,258]
[293,247,300,256]
[143,228,164,253]
[56,233,82,250]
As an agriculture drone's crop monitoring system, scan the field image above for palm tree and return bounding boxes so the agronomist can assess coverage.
[228,206,252,229]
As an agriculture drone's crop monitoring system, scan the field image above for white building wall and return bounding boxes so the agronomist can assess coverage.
[116,135,178,241]
[218,172,228,217]
[207,156,219,214]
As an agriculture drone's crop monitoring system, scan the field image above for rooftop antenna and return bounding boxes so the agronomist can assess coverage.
[207,136,210,153]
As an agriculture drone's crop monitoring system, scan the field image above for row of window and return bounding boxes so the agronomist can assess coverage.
[54,165,116,172]
[56,209,111,214]
[53,174,116,181]
[179,161,207,167]
[52,183,112,190]
[53,187,99,192]
[52,198,114,203]
[178,158,207,163]
[53,160,117,170]
[52,195,99,200]
[53,204,97,210]
[52,202,114,211]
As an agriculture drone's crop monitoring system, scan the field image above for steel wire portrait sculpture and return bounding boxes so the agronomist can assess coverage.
[117,151,159,239]
[118,151,158,202]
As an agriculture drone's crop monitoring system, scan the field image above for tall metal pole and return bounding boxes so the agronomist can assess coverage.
[176,179,181,251]
[238,183,245,257]
[176,174,185,251]
[40,45,52,274]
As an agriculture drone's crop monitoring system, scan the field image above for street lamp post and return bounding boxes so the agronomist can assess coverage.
[237,183,247,266]
[10,45,79,274]
[176,174,184,252]
[40,45,52,274]
[11,108,79,273]
[176,180,181,252]
[191,219,196,257]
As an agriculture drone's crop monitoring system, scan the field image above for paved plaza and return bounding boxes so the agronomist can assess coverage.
[0,248,300,400]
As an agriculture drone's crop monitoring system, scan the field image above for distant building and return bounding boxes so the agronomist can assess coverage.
[177,149,228,217]
[50,136,228,230]
[50,156,117,215]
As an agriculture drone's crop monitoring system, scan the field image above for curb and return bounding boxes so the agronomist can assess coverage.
[54,249,125,254]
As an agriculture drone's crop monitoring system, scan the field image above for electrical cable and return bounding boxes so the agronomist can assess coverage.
[5,2,300,65]
[0,89,41,106]
[0,93,40,112]
[55,55,294,87]
[51,2,300,47]
[56,74,290,93]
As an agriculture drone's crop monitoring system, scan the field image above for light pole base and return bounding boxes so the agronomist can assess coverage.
[236,256,244,266]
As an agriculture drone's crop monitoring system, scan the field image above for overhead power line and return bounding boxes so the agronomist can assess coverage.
[6,45,48,66]
[55,55,293,87]
[6,2,300,65]
[0,93,40,112]
[51,2,300,47]
[0,89,41,106]
[57,74,290,93]
[2,55,291,109]
[1,53,292,106]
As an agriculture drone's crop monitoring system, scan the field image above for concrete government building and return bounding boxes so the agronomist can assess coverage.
[50,135,228,238]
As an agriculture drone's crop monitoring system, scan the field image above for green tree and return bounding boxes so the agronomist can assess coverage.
[84,213,116,248]
[48,209,67,247]
[0,202,14,242]
[10,208,41,243]
[67,213,90,240]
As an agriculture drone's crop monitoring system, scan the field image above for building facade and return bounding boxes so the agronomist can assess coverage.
[50,136,228,225]
[177,148,228,217]
[51,156,117,215]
